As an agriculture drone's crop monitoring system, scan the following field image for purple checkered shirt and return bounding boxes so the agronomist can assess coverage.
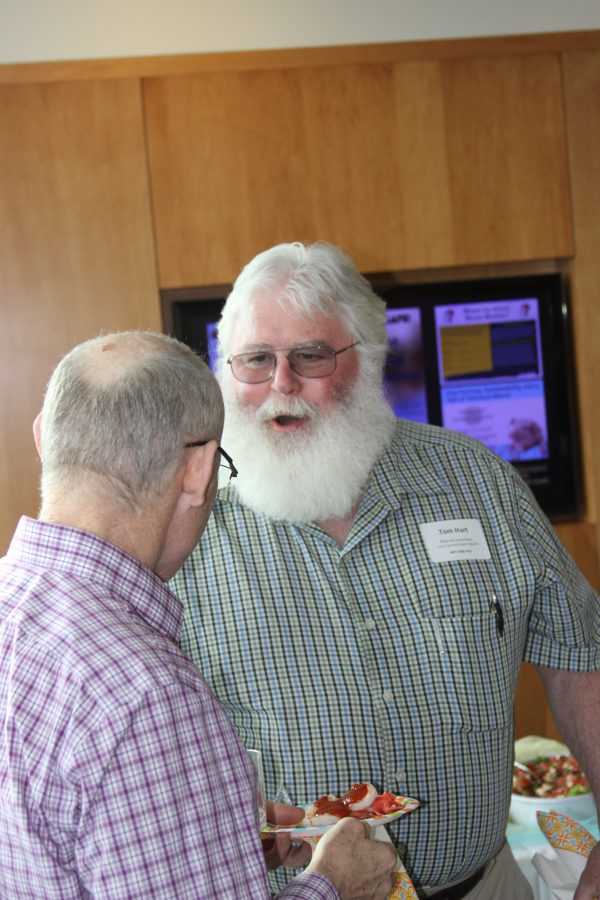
[0,517,336,899]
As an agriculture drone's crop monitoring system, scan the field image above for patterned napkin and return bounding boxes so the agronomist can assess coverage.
[532,811,597,899]
[387,861,418,899]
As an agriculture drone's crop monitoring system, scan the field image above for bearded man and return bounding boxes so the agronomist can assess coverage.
[171,242,600,900]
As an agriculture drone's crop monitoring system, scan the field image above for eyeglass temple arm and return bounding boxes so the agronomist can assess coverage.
[183,440,238,478]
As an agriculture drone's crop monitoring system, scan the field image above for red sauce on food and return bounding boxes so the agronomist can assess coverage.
[313,797,351,818]
[344,783,369,806]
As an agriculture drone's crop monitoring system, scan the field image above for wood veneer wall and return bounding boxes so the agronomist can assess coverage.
[143,52,573,286]
[0,79,161,551]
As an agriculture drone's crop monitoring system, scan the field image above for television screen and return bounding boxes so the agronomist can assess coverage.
[163,272,580,519]
[434,299,548,464]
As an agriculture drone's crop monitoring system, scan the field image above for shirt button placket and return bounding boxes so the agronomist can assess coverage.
[338,553,393,789]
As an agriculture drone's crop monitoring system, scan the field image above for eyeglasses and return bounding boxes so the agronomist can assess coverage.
[184,440,238,481]
[227,341,360,384]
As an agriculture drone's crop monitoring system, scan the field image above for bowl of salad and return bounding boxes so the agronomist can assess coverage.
[510,753,596,828]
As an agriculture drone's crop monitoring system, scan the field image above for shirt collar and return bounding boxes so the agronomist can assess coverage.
[366,420,450,510]
[8,517,184,641]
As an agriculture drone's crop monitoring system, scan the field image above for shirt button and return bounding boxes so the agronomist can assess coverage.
[382,690,393,703]
[395,770,407,782]
[365,618,376,631]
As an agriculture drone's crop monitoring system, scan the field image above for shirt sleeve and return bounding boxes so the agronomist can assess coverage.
[74,680,338,899]
[511,472,600,670]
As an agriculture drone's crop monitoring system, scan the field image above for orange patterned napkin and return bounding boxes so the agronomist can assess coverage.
[387,860,418,899]
[536,811,597,858]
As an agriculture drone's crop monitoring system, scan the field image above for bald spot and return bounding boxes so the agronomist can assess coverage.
[82,333,164,387]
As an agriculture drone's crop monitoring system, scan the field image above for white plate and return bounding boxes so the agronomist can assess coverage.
[262,796,420,838]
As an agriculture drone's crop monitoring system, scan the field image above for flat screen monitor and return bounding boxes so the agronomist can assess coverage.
[163,272,580,519]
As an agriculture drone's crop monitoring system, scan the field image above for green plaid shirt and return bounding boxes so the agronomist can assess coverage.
[172,420,599,891]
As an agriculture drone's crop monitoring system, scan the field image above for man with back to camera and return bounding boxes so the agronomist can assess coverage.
[0,330,396,899]
[171,242,600,900]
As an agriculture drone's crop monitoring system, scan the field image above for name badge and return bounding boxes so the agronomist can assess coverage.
[419,518,491,562]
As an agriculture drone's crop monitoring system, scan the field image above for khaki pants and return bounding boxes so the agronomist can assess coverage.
[458,841,534,900]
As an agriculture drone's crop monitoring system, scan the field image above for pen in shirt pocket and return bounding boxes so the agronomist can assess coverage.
[490,594,504,637]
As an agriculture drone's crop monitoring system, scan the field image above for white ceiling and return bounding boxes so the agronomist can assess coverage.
[1,0,599,65]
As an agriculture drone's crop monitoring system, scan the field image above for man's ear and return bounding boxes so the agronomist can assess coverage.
[33,412,43,458]
[182,440,219,508]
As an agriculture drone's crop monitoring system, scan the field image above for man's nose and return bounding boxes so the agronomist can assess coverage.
[270,355,300,394]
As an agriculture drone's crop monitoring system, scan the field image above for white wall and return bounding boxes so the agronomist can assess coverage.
[2,0,600,65]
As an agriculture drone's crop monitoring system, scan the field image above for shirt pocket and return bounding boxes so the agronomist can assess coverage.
[420,610,520,733]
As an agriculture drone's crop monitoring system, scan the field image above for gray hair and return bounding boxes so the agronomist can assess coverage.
[39,331,224,509]
[216,242,389,384]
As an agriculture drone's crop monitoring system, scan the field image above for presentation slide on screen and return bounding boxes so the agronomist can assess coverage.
[434,298,549,462]
[384,307,428,423]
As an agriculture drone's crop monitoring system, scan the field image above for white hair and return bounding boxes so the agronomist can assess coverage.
[215,242,389,384]
[39,331,224,509]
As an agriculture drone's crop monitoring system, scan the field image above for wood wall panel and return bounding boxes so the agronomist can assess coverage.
[439,55,573,264]
[515,664,562,741]
[145,52,573,288]
[562,51,600,530]
[0,78,160,552]
[554,521,600,591]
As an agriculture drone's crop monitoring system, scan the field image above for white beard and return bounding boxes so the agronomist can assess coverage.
[220,376,396,523]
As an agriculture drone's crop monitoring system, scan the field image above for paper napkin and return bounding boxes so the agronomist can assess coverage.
[532,810,597,900]
[387,863,418,900]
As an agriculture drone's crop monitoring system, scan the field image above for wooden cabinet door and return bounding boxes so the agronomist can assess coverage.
[0,78,160,552]
[144,52,573,287]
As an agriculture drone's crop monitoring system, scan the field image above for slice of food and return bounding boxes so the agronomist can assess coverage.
[344,782,379,811]
[370,790,405,816]
[302,783,413,826]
